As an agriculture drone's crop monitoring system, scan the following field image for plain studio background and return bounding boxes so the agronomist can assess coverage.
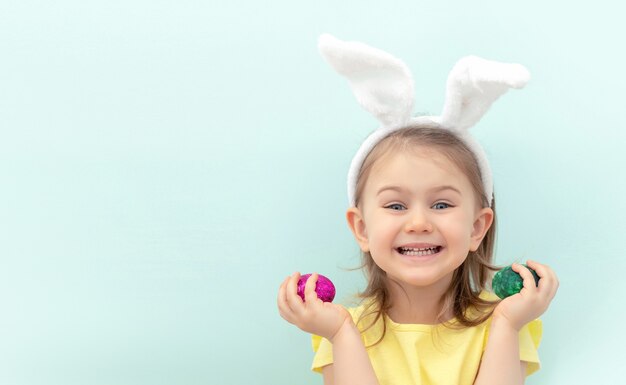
[0,1,624,384]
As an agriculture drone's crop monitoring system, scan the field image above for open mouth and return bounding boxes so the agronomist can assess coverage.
[396,246,443,256]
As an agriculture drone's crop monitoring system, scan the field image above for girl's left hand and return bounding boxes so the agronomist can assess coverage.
[492,260,559,331]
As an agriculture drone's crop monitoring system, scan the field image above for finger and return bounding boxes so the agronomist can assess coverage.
[527,260,559,299]
[304,273,321,304]
[278,308,290,321]
[278,276,297,319]
[512,263,537,294]
[285,272,305,314]
[526,260,549,278]
[525,260,546,284]
[550,267,560,297]
[526,261,553,290]
[278,293,293,322]
[277,276,293,314]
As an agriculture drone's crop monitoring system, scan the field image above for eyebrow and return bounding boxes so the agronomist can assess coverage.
[376,185,462,196]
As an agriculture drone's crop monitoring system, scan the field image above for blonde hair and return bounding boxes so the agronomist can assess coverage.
[351,124,500,346]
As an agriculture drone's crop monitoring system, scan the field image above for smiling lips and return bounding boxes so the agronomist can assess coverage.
[396,243,443,256]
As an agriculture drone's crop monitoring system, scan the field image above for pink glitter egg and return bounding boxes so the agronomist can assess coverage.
[297,273,336,303]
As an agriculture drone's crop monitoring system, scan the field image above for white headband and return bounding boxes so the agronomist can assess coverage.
[317,33,530,208]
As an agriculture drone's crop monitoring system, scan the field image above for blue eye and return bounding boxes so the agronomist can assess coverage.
[385,203,406,211]
[433,202,451,210]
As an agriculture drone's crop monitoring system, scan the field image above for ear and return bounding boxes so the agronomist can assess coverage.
[346,206,370,252]
[469,207,494,252]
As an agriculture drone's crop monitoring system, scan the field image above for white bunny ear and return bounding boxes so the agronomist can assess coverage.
[318,33,415,128]
[439,56,530,131]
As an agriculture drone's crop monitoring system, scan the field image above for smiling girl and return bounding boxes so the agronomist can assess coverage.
[277,34,558,385]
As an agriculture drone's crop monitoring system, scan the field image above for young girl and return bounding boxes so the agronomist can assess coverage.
[277,34,558,385]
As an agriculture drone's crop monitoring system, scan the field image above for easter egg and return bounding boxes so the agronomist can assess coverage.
[297,273,336,303]
[492,264,540,299]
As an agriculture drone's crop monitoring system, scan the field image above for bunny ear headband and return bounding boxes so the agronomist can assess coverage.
[317,33,530,208]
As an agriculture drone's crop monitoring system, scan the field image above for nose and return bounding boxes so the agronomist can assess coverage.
[404,208,433,233]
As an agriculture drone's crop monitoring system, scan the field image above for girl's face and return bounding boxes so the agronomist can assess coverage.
[347,148,493,290]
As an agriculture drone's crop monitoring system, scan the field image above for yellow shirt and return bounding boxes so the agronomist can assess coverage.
[311,293,542,385]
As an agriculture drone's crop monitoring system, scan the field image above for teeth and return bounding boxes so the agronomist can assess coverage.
[399,247,440,256]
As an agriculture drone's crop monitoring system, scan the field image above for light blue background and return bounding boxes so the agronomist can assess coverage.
[1,1,624,384]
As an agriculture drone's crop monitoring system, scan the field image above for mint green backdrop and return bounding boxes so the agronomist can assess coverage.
[1,1,624,384]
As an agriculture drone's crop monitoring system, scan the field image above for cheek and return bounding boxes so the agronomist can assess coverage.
[363,213,389,239]
[442,216,474,242]
[369,252,391,274]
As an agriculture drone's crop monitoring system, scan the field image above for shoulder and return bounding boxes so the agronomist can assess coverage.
[474,291,543,376]
[320,297,381,327]
[347,298,385,332]
[311,298,375,347]
[311,298,381,373]
[312,298,383,350]
[456,290,499,323]
[478,290,500,302]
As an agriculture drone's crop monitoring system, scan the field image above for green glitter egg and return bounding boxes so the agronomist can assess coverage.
[492,264,540,299]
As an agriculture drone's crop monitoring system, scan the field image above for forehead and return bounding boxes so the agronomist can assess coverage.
[365,148,472,193]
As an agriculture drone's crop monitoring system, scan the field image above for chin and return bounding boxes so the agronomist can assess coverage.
[388,273,443,289]
[396,267,458,288]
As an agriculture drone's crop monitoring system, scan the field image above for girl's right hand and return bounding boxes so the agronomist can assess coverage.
[277,272,352,342]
